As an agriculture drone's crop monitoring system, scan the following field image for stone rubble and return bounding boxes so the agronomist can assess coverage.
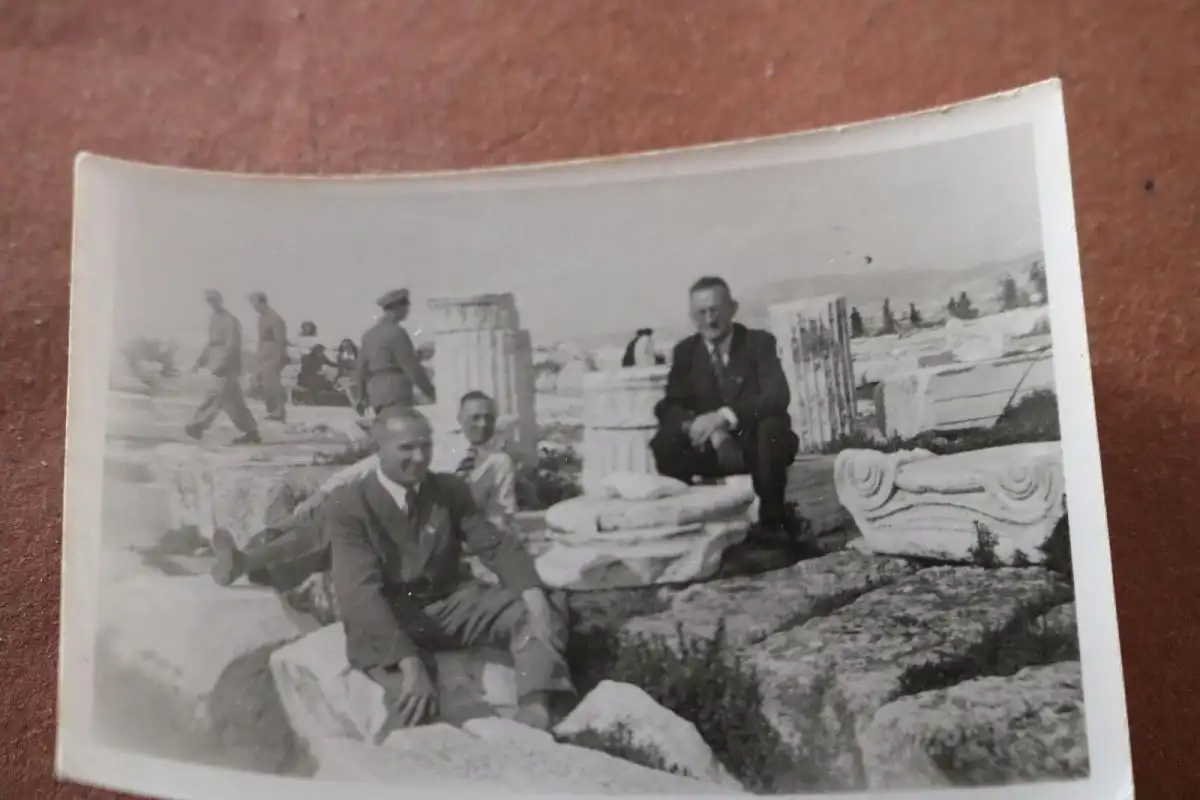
[313,719,742,793]
[859,661,1088,789]
[622,549,920,651]
[269,623,519,745]
[96,574,306,731]
[744,566,1072,790]
[554,680,743,790]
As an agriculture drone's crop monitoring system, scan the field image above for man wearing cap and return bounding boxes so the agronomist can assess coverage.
[354,288,436,415]
[250,291,290,422]
[186,290,261,444]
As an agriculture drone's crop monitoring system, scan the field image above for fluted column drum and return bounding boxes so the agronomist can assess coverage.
[768,294,856,453]
[427,294,537,462]
[581,366,670,496]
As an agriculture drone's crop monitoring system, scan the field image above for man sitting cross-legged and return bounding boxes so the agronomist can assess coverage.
[324,406,572,731]
[651,275,808,548]
[209,390,518,591]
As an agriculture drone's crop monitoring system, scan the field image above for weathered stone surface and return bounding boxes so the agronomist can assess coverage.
[860,662,1088,789]
[554,680,743,789]
[156,443,341,547]
[745,566,1072,791]
[313,719,742,793]
[835,443,1065,566]
[97,575,305,728]
[546,476,755,533]
[623,550,920,650]
[428,293,538,463]
[269,623,519,745]
[581,366,670,495]
[535,518,749,591]
[768,294,856,452]
[875,349,1055,438]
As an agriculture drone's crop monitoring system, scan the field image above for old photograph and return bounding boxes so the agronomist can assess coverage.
[58,80,1130,799]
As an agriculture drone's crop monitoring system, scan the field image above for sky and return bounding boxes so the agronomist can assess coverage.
[103,123,1042,350]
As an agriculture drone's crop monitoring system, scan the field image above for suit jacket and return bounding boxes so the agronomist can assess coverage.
[325,470,541,669]
[198,309,244,378]
[355,319,434,409]
[256,308,289,368]
[654,323,790,433]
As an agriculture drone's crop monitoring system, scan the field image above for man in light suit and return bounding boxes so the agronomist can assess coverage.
[354,288,436,415]
[185,290,261,445]
[250,291,289,422]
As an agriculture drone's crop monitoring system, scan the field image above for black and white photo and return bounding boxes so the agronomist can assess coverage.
[58,80,1130,800]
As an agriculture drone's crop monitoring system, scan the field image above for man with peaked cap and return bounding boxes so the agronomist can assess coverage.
[354,288,436,416]
[186,289,261,444]
[249,291,290,422]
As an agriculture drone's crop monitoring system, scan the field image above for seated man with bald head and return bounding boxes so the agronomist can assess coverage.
[324,406,571,732]
[209,402,566,731]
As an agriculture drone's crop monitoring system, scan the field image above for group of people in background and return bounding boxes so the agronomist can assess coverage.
[184,286,437,446]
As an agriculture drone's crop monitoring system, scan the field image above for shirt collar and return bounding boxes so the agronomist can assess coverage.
[706,333,733,358]
[375,466,420,512]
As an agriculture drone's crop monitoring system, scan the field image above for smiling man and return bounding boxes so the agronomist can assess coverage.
[651,275,805,546]
[324,405,571,732]
[210,390,520,589]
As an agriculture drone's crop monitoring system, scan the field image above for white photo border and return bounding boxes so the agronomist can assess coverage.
[58,78,1132,800]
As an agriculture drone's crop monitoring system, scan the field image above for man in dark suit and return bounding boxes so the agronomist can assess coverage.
[651,276,803,543]
[354,288,436,415]
[322,405,571,732]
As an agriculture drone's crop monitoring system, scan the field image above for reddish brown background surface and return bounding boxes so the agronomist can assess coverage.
[2,1,1198,797]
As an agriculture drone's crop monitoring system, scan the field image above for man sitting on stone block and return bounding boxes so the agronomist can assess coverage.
[651,275,805,546]
[209,390,519,593]
[324,406,572,732]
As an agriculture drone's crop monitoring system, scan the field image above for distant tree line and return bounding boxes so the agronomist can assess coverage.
[849,259,1047,338]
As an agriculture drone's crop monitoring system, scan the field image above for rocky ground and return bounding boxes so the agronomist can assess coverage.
[90,385,1087,794]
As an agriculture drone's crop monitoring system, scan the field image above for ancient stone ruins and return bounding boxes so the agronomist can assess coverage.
[98,289,1084,793]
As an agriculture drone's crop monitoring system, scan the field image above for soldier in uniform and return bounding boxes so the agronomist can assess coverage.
[185,290,261,445]
[249,291,289,422]
[354,288,436,415]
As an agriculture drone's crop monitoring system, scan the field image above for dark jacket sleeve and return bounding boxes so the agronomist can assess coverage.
[653,339,698,431]
[325,488,420,667]
[448,476,542,592]
[728,331,791,426]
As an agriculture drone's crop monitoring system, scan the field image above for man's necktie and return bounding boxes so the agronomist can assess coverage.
[455,446,478,478]
[710,343,733,401]
[403,486,419,525]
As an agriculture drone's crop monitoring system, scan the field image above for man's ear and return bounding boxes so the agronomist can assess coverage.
[731,299,740,317]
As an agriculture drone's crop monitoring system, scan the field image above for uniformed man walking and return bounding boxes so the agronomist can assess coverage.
[185,290,261,444]
[249,291,289,422]
[354,289,436,415]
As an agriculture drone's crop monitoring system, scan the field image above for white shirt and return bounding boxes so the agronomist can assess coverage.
[434,432,518,524]
[375,466,420,514]
[297,434,516,525]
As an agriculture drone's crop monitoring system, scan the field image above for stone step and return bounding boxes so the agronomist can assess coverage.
[621,550,920,651]
[744,565,1072,792]
[859,661,1087,789]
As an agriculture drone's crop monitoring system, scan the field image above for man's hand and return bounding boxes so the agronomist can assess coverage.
[687,411,730,449]
[522,588,565,651]
[370,656,438,737]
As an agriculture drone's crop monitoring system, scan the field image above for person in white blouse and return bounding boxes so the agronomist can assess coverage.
[210,390,519,588]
